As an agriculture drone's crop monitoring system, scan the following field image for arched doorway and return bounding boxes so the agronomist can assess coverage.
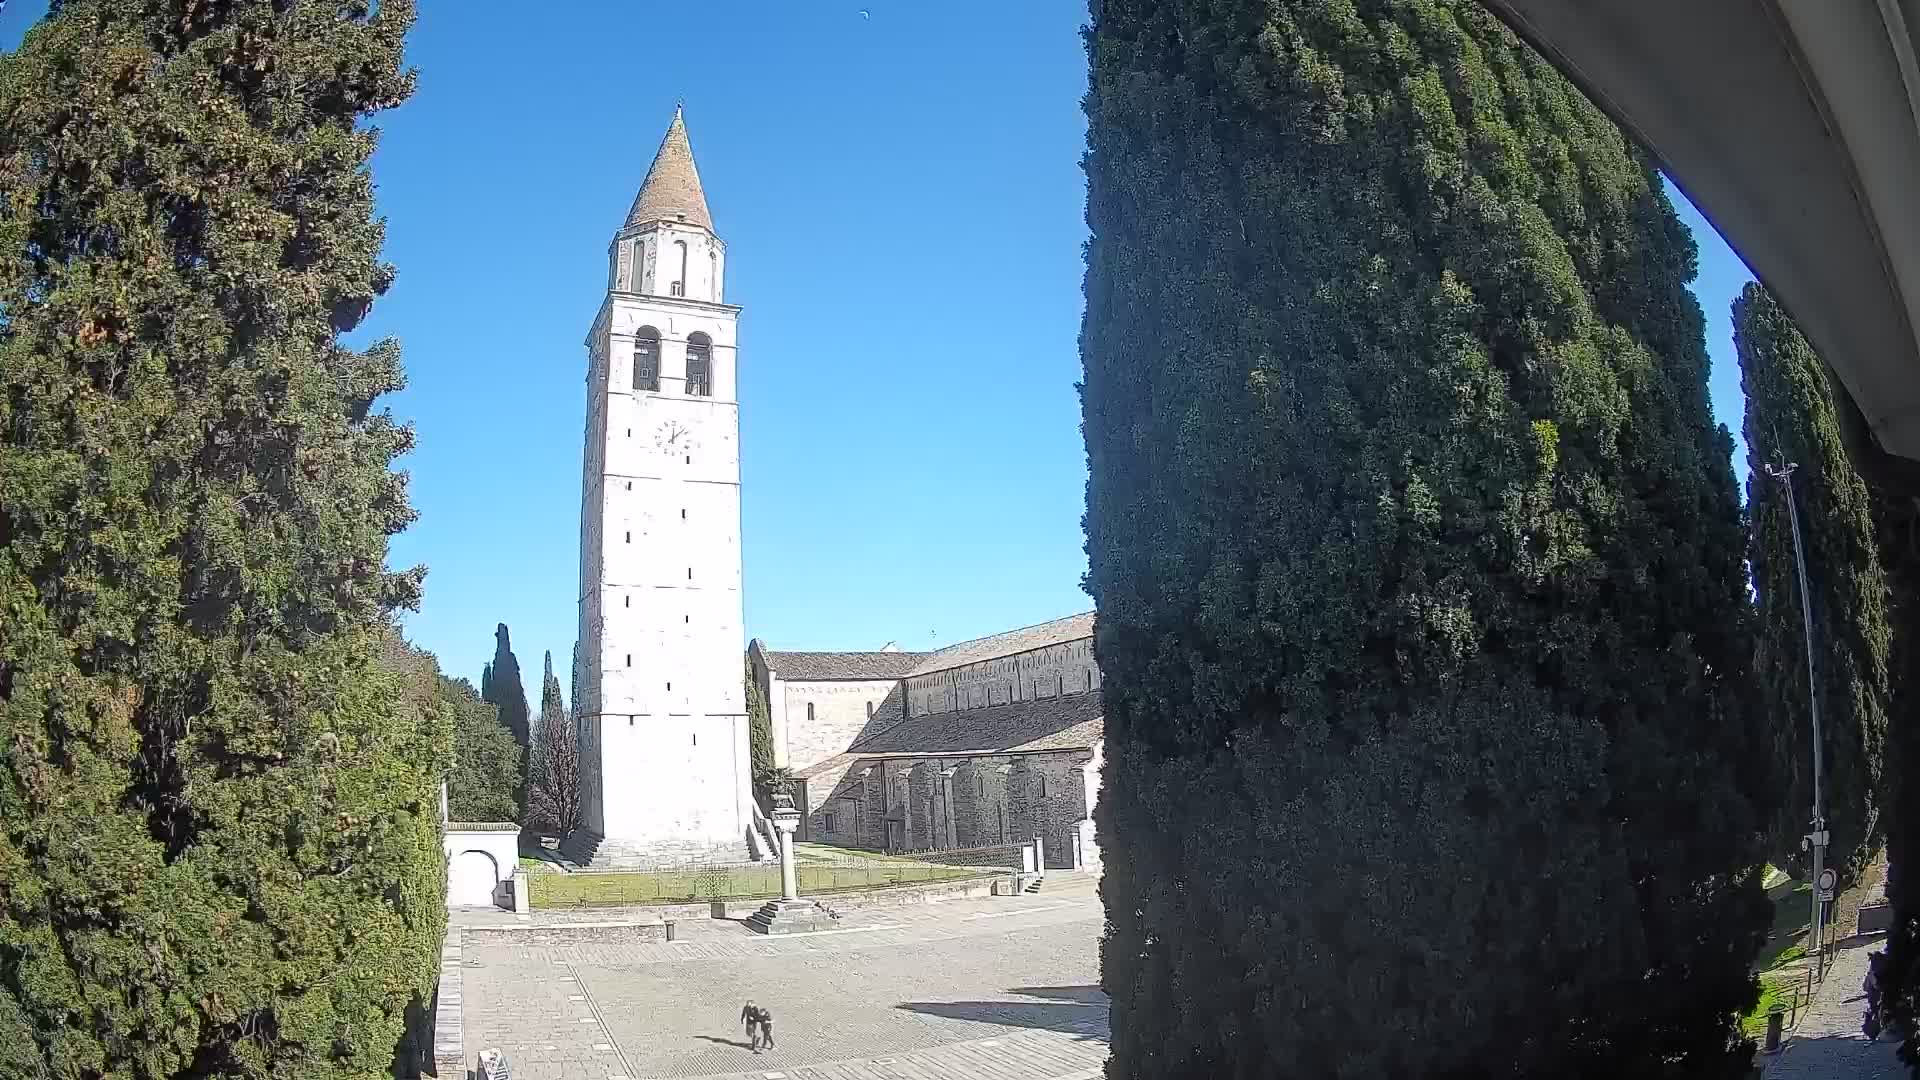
[448,849,500,908]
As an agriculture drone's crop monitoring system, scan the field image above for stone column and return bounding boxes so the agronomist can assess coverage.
[773,794,800,901]
[938,764,959,850]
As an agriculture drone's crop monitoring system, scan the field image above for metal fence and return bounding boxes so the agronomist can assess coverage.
[527,845,1021,909]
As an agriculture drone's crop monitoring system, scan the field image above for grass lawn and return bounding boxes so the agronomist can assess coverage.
[1740,866,1814,1037]
[1742,969,1803,1039]
[528,859,991,908]
[792,842,936,864]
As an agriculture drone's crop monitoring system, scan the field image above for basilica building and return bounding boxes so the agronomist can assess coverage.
[749,612,1104,872]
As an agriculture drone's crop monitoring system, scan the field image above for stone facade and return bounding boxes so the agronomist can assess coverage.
[749,615,1105,870]
[572,109,755,865]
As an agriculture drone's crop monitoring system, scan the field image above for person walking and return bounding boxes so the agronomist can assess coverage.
[740,1000,767,1052]
[758,1005,777,1051]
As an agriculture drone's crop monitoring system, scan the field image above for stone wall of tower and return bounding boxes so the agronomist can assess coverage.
[610,224,726,303]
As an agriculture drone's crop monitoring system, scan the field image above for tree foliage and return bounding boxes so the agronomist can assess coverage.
[0,2,443,1074]
[527,650,584,837]
[747,658,776,801]
[1873,494,1920,1064]
[484,622,530,806]
[1735,283,1890,882]
[446,674,520,825]
[1080,1,1768,1075]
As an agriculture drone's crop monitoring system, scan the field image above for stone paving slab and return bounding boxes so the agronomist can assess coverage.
[1764,934,1904,1079]
[461,889,1107,1080]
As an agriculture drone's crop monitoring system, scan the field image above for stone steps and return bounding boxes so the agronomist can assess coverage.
[745,898,830,935]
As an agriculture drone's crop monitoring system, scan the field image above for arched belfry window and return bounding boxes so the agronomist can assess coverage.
[633,327,661,392]
[671,240,688,297]
[685,332,713,397]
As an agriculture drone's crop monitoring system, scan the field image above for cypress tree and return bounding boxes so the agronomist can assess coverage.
[0,1,445,1074]
[1874,495,1920,1059]
[481,660,495,704]
[527,650,582,837]
[1735,283,1890,883]
[1080,1,1767,1075]
[747,658,775,798]
[540,649,562,735]
[488,622,530,807]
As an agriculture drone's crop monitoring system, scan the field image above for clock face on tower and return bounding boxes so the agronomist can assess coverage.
[653,419,699,457]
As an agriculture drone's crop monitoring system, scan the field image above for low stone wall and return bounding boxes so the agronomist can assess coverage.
[470,875,1004,938]
[431,927,464,1078]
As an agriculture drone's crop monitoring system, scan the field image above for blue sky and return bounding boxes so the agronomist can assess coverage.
[3,2,1756,695]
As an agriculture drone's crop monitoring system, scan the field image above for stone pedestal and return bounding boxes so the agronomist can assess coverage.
[745,896,829,935]
[747,794,822,935]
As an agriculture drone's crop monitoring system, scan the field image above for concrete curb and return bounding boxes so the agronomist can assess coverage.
[431,926,464,1078]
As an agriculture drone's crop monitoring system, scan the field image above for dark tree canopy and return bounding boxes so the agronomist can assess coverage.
[1736,282,1890,882]
[1873,494,1920,1064]
[1080,1,1768,1075]
[0,1,445,1074]
[487,621,531,805]
[447,671,522,824]
[748,658,775,800]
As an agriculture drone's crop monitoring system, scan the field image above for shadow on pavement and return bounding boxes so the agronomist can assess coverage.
[1763,1031,1906,1079]
[693,1035,756,1050]
[1008,985,1108,1005]
[898,984,1109,1040]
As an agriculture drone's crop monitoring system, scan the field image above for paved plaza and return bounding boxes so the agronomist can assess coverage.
[458,876,1108,1080]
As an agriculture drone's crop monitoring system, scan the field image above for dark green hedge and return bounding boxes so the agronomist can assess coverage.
[1080,1,1768,1074]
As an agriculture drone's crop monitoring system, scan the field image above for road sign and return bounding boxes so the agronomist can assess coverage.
[1816,868,1837,901]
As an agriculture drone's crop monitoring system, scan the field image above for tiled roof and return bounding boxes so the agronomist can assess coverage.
[848,691,1102,756]
[625,107,712,232]
[762,651,928,682]
[907,611,1095,677]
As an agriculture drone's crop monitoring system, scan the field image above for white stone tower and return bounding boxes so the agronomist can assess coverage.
[569,107,754,865]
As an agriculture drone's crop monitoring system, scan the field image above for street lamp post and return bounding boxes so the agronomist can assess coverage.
[1764,460,1829,973]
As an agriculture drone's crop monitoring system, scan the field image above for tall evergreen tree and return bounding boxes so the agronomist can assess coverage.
[0,2,445,1075]
[481,660,495,704]
[1735,283,1890,883]
[527,650,582,837]
[540,650,563,735]
[747,658,775,799]
[1872,495,1920,1066]
[1080,2,1768,1075]
[488,622,530,806]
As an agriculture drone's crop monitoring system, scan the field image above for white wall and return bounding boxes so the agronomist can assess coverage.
[577,217,750,852]
[443,827,518,909]
[777,679,898,772]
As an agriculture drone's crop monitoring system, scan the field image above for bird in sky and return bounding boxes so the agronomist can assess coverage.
[859,9,871,19]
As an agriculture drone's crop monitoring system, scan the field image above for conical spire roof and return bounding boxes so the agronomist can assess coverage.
[624,106,712,232]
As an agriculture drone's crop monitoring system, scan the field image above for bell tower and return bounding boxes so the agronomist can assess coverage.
[570,107,753,864]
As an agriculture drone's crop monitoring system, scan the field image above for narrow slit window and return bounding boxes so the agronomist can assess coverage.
[807,702,815,724]
[866,701,874,719]
[625,531,631,543]
[625,654,631,667]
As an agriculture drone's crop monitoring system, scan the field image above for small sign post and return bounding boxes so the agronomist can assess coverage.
[1816,867,1837,902]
